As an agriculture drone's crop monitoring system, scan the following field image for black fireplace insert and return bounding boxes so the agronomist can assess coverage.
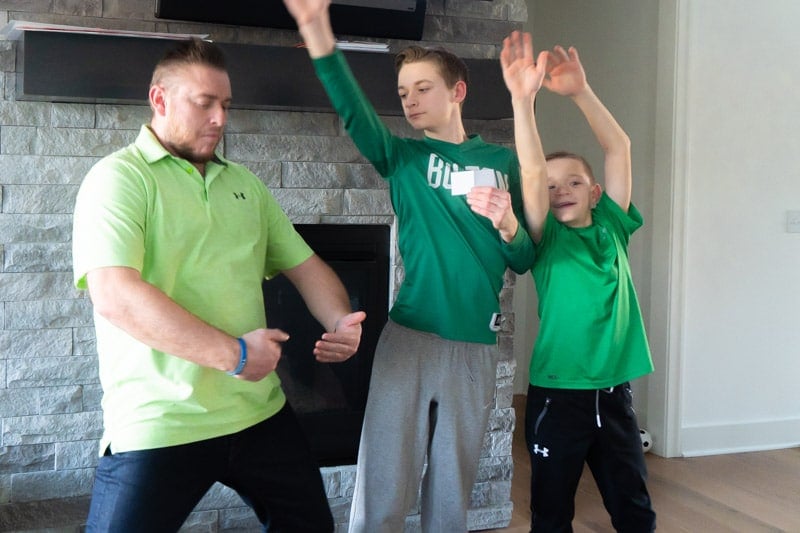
[262,224,390,466]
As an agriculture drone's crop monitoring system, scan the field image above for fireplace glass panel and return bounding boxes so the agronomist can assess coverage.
[262,224,390,466]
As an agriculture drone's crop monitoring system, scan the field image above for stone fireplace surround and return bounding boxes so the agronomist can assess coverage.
[0,106,521,531]
[1,187,519,532]
[0,132,521,532]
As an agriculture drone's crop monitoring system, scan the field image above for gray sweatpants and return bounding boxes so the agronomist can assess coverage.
[348,320,500,533]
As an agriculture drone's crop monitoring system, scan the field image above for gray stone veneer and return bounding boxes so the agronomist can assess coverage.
[0,1,526,530]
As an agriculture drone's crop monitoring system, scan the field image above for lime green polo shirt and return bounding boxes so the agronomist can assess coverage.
[73,125,313,454]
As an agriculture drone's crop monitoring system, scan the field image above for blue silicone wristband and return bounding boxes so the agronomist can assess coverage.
[228,337,247,376]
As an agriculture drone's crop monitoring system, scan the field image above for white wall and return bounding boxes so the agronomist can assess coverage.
[670,0,800,455]
[517,0,800,456]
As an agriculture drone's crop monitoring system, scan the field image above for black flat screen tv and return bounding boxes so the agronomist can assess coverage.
[155,0,427,41]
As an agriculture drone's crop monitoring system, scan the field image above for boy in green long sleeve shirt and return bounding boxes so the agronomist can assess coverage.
[284,1,549,530]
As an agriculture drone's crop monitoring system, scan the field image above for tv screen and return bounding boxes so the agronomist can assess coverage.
[155,0,427,41]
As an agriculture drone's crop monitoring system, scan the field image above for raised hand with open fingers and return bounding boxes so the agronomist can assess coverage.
[500,30,549,101]
[543,45,588,97]
[282,0,330,27]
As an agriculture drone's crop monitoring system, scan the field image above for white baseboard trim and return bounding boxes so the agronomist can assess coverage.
[681,417,800,457]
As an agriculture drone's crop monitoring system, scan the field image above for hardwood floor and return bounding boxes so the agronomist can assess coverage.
[480,395,800,533]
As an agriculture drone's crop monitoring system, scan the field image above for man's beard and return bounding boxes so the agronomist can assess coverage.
[167,141,216,165]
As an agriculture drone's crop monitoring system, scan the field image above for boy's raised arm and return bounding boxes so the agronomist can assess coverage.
[283,0,337,58]
[544,45,632,211]
[501,31,549,243]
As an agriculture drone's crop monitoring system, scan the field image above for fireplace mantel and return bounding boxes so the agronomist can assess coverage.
[15,30,513,120]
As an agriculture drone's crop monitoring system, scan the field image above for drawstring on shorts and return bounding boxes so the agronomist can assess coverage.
[595,386,615,427]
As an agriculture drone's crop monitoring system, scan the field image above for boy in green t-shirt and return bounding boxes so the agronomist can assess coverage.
[518,44,657,531]
[283,1,549,531]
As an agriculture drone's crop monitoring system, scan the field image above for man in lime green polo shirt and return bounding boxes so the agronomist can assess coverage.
[72,38,365,532]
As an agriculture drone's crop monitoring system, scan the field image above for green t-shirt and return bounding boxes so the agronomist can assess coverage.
[314,50,535,344]
[72,125,313,454]
[529,193,654,389]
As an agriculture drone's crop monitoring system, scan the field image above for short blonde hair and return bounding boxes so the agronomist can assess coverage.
[394,45,469,89]
[546,151,596,183]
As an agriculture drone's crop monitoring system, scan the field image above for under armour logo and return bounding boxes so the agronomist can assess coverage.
[532,444,549,457]
[233,192,246,200]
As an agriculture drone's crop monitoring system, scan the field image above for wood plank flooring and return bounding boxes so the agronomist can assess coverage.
[480,395,800,533]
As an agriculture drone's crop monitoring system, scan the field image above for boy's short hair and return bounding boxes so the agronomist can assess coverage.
[151,38,227,87]
[546,151,596,183]
[394,46,469,89]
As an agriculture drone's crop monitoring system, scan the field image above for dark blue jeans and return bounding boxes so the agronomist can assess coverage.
[86,402,334,533]
[525,384,656,533]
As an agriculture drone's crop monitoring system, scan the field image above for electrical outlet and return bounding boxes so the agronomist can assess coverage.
[787,210,800,233]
